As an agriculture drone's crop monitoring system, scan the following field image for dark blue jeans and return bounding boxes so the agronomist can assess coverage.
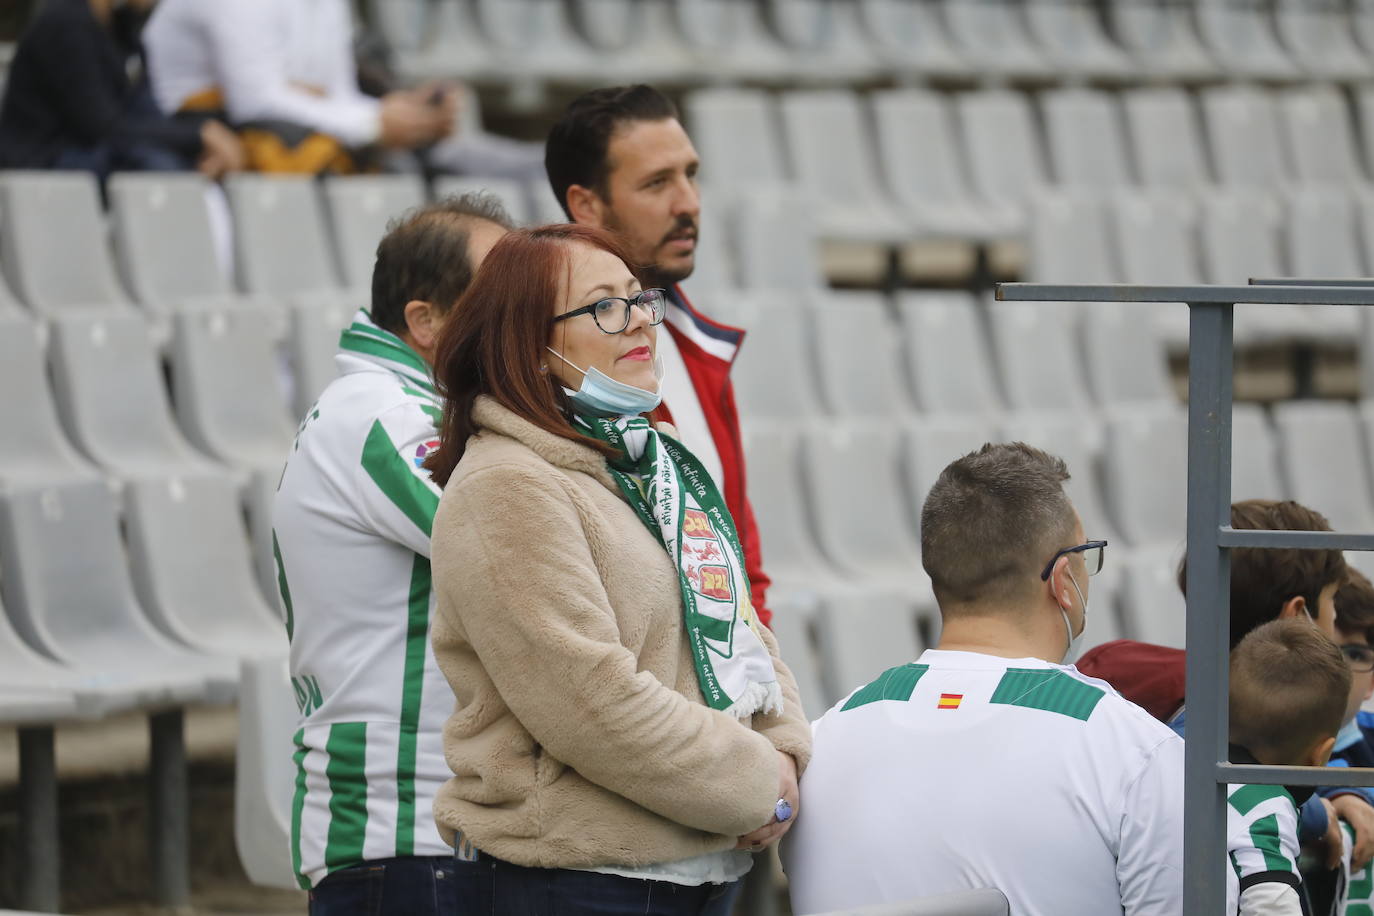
[309,856,457,916]
[450,850,742,915]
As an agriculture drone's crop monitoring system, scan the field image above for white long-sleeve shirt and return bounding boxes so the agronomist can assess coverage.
[144,0,381,146]
[783,649,1185,916]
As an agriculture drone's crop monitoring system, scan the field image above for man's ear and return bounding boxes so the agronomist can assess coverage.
[1279,594,1310,622]
[1305,734,1338,768]
[403,299,440,351]
[566,184,607,228]
[1048,555,1073,608]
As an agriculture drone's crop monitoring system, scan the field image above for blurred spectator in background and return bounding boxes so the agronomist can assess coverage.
[143,0,541,179]
[144,0,453,174]
[0,0,244,179]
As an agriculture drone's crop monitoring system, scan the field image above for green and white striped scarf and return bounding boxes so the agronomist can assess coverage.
[576,414,782,720]
[337,309,437,398]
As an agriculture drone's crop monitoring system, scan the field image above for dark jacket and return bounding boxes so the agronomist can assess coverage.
[0,0,202,169]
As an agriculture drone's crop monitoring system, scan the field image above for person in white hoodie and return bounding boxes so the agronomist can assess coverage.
[272,192,510,914]
[784,442,1185,916]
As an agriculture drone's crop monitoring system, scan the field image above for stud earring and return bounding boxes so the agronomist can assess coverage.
[539,365,549,374]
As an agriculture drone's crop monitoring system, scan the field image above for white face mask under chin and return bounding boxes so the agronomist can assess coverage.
[1059,572,1089,665]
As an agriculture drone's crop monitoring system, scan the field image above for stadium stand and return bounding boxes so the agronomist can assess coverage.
[6,0,1374,910]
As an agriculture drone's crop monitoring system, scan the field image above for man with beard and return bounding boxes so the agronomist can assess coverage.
[545,84,775,628]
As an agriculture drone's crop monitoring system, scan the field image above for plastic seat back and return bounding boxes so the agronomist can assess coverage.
[170,305,296,468]
[225,175,341,297]
[108,173,231,314]
[322,175,427,289]
[896,291,1002,416]
[0,171,133,315]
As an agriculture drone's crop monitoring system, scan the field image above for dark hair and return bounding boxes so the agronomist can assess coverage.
[1336,568,1374,643]
[1230,618,1349,764]
[369,192,515,335]
[920,442,1077,609]
[545,84,679,219]
[1179,499,1348,649]
[423,224,644,487]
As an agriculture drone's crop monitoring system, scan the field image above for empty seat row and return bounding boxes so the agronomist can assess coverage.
[373,0,1374,86]
[684,84,1374,250]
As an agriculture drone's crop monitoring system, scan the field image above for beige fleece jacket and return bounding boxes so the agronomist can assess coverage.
[430,396,813,870]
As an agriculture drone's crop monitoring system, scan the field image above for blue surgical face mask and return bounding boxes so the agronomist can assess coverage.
[546,346,663,418]
[1336,715,1365,752]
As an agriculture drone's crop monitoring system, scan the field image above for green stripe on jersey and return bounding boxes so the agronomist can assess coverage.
[394,555,432,856]
[842,664,930,711]
[290,729,310,890]
[339,335,433,390]
[1229,783,1293,817]
[273,531,295,640]
[1247,813,1291,873]
[324,722,369,873]
[361,420,440,537]
[990,668,1105,721]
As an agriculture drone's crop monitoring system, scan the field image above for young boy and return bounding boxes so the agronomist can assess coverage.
[1228,618,1350,915]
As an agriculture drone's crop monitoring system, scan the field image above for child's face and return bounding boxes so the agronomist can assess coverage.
[1335,625,1374,725]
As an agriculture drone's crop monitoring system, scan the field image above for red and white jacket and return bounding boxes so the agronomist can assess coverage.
[651,286,773,628]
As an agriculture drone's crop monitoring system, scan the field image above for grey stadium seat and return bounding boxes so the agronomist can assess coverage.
[322,175,427,289]
[1079,301,1176,407]
[730,293,823,421]
[1273,0,1370,80]
[1106,191,1201,351]
[937,0,1054,80]
[810,293,914,419]
[1194,0,1301,79]
[1275,85,1367,188]
[107,173,234,316]
[170,305,296,469]
[1198,191,1304,346]
[683,89,788,195]
[806,887,1010,916]
[1041,89,1133,192]
[801,422,935,614]
[0,171,134,316]
[1104,407,1188,549]
[871,90,1021,241]
[896,291,1003,417]
[984,299,1094,413]
[1232,403,1285,503]
[224,174,341,298]
[1274,401,1374,537]
[169,305,297,603]
[762,594,829,720]
[813,592,927,712]
[125,473,288,662]
[1023,0,1134,80]
[1121,88,1212,193]
[288,299,357,419]
[855,0,970,80]
[235,654,298,890]
[955,90,1051,215]
[777,90,911,244]
[0,480,232,705]
[1120,546,1188,650]
[1028,192,1119,284]
[733,186,826,292]
[1103,0,1219,81]
[431,175,531,226]
[1199,86,1289,189]
[0,314,101,487]
[48,311,218,478]
[1281,188,1362,340]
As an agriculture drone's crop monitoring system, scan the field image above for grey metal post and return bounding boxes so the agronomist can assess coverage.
[18,725,59,913]
[149,709,190,907]
[1182,300,1234,914]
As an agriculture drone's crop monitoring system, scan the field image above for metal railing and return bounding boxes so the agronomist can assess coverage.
[996,281,1374,913]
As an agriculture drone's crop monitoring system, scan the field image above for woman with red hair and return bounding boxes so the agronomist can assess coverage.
[424,224,811,913]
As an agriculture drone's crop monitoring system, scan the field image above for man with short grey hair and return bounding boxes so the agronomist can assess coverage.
[783,443,1184,916]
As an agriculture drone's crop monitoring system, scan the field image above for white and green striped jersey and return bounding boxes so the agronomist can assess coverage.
[784,649,1185,916]
[1225,783,1306,915]
[1340,821,1370,915]
[273,310,449,889]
